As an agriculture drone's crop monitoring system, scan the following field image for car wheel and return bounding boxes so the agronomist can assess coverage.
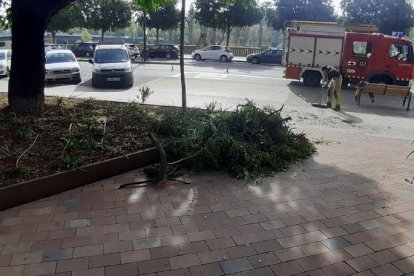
[251,57,259,64]
[6,66,10,77]
[220,55,228,62]
[165,53,172,59]
[92,77,97,88]
[194,54,201,61]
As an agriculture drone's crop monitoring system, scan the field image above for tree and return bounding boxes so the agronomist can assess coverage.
[47,4,82,43]
[187,5,196,44]
[269,0,335,30]
[194,0,262,46]
[80,0,132,42]
[179,0,186,110]
[194,0,222,44]
[145,1,180,44]
[341,0,414,35]
[8,0,75,112]
[222,0,263,46]
[132,0,172,61]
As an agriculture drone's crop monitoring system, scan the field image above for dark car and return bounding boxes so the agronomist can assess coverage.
[71,42,97,57]
[247,49,283,64]
[144,44,179,59]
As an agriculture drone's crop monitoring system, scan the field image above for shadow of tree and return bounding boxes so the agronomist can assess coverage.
[288,81,414,118]
[0,133,413,275]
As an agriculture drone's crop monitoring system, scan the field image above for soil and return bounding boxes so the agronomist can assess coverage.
[0,93,163,187]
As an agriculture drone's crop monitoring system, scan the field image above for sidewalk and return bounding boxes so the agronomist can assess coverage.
[0,131,414,275]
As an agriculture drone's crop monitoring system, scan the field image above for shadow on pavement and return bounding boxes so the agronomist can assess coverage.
[288,81,413,118]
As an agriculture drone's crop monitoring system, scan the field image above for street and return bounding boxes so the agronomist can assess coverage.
[1,60,413,140]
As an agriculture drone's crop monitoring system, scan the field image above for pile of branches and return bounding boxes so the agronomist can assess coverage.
[153,100,316,180]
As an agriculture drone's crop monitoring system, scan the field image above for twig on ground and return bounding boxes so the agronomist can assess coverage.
[16,133,39,168]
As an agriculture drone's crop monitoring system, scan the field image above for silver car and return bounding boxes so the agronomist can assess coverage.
[45,50,81,83]
[89,44,134,88]
[0,49,11,77]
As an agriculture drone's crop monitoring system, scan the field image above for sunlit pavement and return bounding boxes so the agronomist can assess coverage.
[1,57,414,275]
[0,128,414,275]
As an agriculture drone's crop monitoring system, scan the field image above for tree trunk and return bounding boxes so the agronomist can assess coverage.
[8,0,48,112]
[52,31,56,44]
[258,21,264,48]
[180,0,186,111]
[101,29,105,42]
[156,28,159,45]
[8,0,73,113]
[143,14,147,61]
[226,26,231,46]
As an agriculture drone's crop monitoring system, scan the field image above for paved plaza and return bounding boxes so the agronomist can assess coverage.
[0,130,414,275]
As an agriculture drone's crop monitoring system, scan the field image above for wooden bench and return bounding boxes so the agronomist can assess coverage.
[356,82,412,111]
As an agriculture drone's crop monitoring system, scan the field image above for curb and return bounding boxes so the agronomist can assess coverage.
[0,148,159,211]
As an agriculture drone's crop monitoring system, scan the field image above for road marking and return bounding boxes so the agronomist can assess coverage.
[195,73,228,80]
[171,72,288,82]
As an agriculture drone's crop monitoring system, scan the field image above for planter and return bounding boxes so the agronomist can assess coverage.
[0,148,159,211]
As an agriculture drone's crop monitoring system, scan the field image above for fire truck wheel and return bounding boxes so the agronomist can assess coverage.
[303,71,321,87]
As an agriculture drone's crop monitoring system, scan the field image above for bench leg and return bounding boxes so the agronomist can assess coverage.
[407,92,412,111]
[403,96,407,106]
[358,91,362,106]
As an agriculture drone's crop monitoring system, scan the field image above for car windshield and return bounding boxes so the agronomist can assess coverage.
[0,53,5,60]
[45,53,76,64]
[95,49,129,63]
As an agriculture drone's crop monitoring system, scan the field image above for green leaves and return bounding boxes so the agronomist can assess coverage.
[270,0,335,30]
[341,0,414,35]
[133,0,174,13]
[153,101,316,181]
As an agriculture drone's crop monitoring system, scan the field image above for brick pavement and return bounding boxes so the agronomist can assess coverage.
[1,132,414,275]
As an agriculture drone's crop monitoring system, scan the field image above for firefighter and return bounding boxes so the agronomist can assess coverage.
[321,65,342,111]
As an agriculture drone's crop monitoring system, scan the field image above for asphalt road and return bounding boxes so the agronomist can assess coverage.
[1,60,413,140]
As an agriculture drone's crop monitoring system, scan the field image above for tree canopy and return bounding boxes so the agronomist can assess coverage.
[144,1,180,44]
[47,4,82,43]
[268,0,335,30]
[341,0,414,35]
[79,0,132,41]
[194,0,263,46]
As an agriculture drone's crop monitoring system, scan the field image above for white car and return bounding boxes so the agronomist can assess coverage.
[124,43,140,59]
[44,43,61,53]
[0,49,11,76]
[192,45,234,62]
[45,50,81,83]
[89,44,134,88]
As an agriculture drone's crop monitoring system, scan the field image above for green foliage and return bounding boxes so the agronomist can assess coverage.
[194,0,263,45]
[17,128,35,140]
[143,1,180,35]
[138,86,153,104]
[153,101,315,180]
[132,0,173,14]
[341,0,414,35]
[79,0,132,41]
[80,29,93,42]
[47,4,83,40]
[4,166,34,181]
[269,0,335,30]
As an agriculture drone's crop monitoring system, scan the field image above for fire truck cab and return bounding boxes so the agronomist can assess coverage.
[283,21,414,87]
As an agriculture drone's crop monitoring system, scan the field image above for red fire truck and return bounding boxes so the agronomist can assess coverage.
[283,21,414,87]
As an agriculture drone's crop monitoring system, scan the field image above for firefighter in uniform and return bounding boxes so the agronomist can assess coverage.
[322,65,342,111]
